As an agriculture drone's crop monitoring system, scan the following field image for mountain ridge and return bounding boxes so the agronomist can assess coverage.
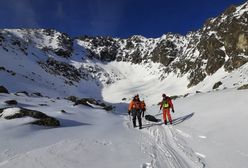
[0,1,247,99]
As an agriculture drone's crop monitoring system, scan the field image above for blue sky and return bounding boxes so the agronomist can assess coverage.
[0,0,246,38]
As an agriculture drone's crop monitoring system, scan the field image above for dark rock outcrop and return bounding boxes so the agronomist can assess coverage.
[31,92,43,97]
[38,58,81,84]
[67,96,113,111]
[15,91,29,96]
[32,118,60,127]
[238,84,248,90]
[0,107,60,127]
[213,81,223,89]
[66,96,78,103]
[4,100,18,105]
[0,86,9,94]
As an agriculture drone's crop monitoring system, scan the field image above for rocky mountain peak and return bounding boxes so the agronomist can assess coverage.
[0,2,247,94]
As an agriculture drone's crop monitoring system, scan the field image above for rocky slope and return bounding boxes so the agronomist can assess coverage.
[78,2,248,88]
[0,1,247,97]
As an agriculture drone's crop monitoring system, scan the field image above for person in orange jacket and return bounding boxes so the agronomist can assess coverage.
[128,94,142,129]
[140,100,146,118]
[160,93,175,125]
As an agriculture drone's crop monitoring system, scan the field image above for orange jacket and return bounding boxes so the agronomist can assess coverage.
[140,101,146,110]
[128,100,141,111]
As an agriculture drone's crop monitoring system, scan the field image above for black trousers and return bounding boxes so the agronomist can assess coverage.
[132,109,142,128]
[141,110,145,117]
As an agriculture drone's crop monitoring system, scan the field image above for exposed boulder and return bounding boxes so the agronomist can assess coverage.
[69,96,114,111]
[32,118,60,127]
[170,95,182,100]
[66,96,78,103]
[213,81,223,89]
[61,110,67,113]
[15,91,29,96]
[74,98,98,107]
[0,107,60,127]
[99,103,114,111]
[31,92,43,97]
[39,104,48,106]
[0,86,9,94]
[238,84,248,90]
[4,100,18,105]
[103,105,114,111]
[183,93,190,97]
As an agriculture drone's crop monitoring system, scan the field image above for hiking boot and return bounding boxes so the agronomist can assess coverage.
[139,126,142,129]
[133,120,136,128]
[164,121,167,125]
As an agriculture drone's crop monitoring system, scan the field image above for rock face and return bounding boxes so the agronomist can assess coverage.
[76,2,248,87]
[0,2,247,90]
[38,58,82,85]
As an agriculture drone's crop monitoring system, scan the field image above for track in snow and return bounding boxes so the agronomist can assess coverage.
[126,117,206,168]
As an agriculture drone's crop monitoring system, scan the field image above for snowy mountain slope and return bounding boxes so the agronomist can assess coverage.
[0,91,205,168]
[0,2,247,97]
[0,29,124,99]
[1,85,247,167]
[170,89,248,168]
[78,1,248,89]
[0,93,150,168]
[0,1,248,168]
[0,90,205,168]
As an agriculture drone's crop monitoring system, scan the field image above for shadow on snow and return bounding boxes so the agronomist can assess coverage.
[142,112,194,128]
[172,112,194,125]
[58,118,92,127]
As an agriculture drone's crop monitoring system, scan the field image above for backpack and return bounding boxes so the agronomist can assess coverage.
[162,98,170,108]
[145,115,159,122]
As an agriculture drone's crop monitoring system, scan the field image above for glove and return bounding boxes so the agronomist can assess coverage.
[172,109,175,113]
[128,110,131,115]
[160,107,162,110]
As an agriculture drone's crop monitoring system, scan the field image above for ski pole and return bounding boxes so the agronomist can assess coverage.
[157,109,161,116]
[129,112,132,121]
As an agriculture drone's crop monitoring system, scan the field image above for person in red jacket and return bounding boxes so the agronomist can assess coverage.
[160,93,175,125]
[128,94,142,129]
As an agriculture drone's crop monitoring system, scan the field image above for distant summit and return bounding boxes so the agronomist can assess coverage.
[0,1,247,96]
